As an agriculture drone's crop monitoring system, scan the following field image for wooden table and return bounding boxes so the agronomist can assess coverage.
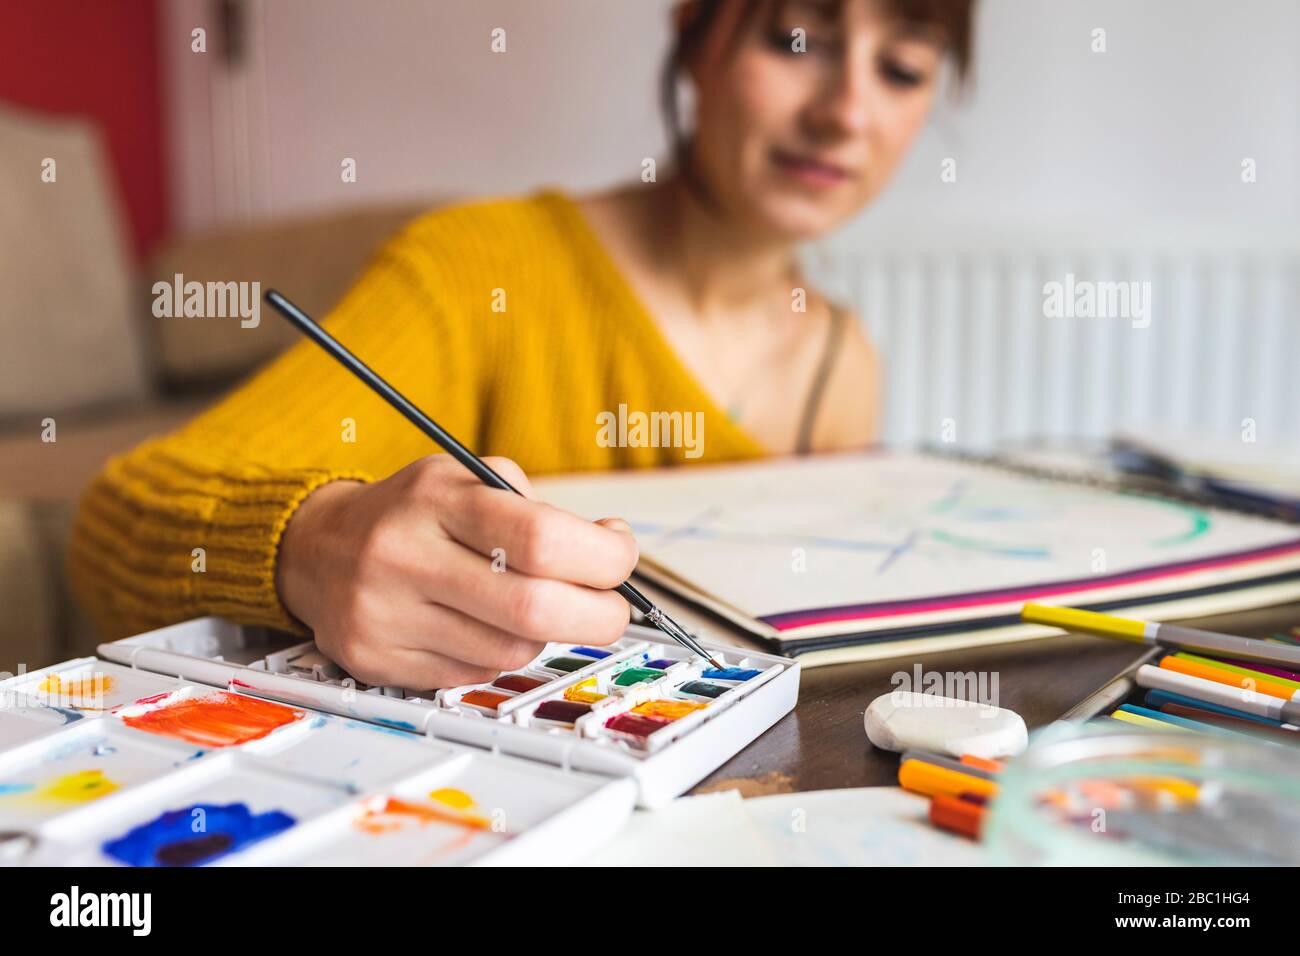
[689,601,1300,796]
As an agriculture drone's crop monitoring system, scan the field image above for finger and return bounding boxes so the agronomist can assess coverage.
[479,455,535,499]
[438,485,638,589]
[387,647,501,693]
[419,536,632,645]
[399,602,548,672]
[326,639,500,691]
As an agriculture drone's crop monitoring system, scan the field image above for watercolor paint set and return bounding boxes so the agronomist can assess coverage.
[94,616,799,807]
[0,616,796,864]
[0,659,635,866]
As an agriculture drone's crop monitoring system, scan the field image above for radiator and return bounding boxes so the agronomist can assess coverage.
[809,242,1300,454]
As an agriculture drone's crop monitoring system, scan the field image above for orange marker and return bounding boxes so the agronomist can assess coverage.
[1160,655,1300,702]
[929,793,985,839]
[899,759,998,801]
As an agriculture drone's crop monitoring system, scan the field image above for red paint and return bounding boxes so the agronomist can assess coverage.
[604,713,670,739]
[0,0,168,258]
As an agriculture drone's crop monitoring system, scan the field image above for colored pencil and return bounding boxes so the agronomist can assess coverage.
[1158,654,1300,701]
[1158,701,1300,744]
[1136,665,1300,724]
[1021,603,1300,669]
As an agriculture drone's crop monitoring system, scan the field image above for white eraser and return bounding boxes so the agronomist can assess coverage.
[864,690,1028,759]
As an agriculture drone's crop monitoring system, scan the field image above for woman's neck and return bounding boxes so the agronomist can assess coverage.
[636,174,802,320]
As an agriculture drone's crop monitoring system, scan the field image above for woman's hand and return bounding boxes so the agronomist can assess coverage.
[276,455,638,689]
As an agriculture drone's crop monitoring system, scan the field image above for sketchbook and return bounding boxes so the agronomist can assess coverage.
[535,451,1300,664]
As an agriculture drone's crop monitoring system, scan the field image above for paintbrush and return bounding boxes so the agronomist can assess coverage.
[265,289,723,670]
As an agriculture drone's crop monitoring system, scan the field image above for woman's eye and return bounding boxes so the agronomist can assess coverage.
[880,60,925,87]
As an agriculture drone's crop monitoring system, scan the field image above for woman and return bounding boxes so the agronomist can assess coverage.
[70,0,974,688]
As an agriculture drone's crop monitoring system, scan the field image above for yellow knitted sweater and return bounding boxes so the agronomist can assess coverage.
[69,190,769,641]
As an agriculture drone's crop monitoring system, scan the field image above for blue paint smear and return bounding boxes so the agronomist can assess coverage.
[0,783,35,795]
[371,717,418,732]
[102,803,295,867]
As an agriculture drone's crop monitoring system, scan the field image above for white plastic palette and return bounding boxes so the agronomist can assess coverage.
[97,616,800,807]
[0,659,634,866]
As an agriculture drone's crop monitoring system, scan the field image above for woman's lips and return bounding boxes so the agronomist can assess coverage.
[771,148,852,188]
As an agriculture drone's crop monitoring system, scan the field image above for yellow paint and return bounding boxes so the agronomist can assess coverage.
[38,769,118,802]
[428,787,474,810]
[1020,604,1148,642]
[563,677,606,704]
[38,673,116,709]
[426,787,493,828]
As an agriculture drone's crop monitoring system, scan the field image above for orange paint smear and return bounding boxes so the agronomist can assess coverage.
[355,795,492,835]
[120,691,304,747]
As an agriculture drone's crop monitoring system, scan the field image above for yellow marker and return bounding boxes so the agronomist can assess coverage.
[1021,603,1300,670]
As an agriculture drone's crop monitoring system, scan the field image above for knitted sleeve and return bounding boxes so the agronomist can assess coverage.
[68,222,488,640]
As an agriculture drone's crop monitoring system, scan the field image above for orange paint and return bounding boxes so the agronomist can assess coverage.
[459,689,511,711]
[355,793,492,834]
[39,673,115,709]
[631,699,707,721]
[119,691,303,747]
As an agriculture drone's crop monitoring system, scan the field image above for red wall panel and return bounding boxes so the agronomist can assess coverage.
[0,0,168,259]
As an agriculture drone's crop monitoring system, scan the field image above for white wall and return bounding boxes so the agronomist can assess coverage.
[163,0,1300,234]
[159,0,1299,453]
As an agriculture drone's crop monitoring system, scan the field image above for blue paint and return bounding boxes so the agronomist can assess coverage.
[643,658,680,670]
[102,802,295,867]
[0,783,35,795]
[570,646,612,659]
[701,667,762,682]
[48,706,84,725]
[355,718,418,735]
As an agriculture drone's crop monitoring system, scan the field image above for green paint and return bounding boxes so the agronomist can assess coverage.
[613,667,664,687]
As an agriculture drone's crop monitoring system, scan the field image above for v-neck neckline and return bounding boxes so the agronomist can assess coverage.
[537,189,772,460]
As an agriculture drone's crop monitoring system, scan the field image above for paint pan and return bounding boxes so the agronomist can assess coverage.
[3,660,184,715]
[0,720,194,827]
[238,750,626,866]
[114,686,305,748]
[0,709,66,750]
[34,752,348,867]
[675,680,731,702]
[239,714,456,792]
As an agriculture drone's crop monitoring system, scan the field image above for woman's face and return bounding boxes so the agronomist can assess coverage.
[686,0,947,239]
